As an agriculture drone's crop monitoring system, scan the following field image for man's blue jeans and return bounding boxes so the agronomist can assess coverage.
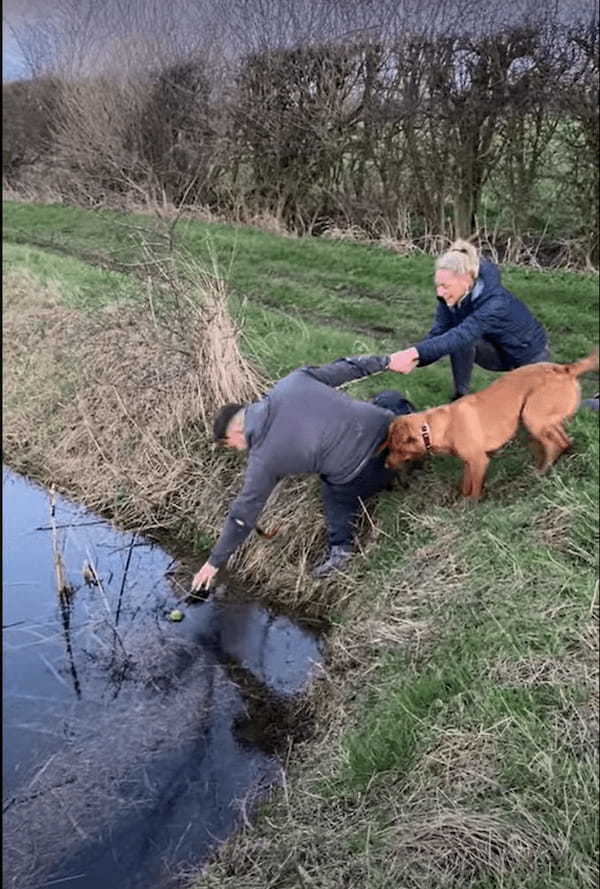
[451,340,551,396]
[320,391,415,548]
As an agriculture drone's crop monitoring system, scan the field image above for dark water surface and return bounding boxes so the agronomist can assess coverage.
[2,468,322,889]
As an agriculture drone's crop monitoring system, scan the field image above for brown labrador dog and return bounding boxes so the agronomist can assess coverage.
[384,352,598,500]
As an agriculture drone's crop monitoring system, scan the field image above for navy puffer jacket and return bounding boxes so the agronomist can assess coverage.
[415,259,547,367]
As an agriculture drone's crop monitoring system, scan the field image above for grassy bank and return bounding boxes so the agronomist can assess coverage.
[2,201,599,888]
[3,201,596,371]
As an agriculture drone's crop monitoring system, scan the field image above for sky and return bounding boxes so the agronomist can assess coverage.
[3,0,42,74]
[3,1,31,80]
[3,0,597,83]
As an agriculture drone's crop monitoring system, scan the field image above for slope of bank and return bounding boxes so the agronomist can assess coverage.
[2,204,599,889]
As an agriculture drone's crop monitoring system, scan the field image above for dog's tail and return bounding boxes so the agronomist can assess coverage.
[563,351,599,377]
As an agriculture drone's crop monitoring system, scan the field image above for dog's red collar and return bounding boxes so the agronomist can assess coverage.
[421,423,432,451]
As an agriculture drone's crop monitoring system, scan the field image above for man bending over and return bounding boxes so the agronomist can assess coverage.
[191,354,414,590]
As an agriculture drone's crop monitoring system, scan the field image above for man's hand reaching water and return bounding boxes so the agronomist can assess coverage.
[191,561,218,592]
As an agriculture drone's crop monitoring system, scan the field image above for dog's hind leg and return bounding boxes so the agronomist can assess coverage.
[530,427,569,473]
[527,435,545,469]
[546,423,571,451]
[461,455,489,500]
[539,438,564,473]
[522,397,572,472]
[540,424,572,472]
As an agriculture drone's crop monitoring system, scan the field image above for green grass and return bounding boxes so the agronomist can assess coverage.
[3,241,140,308]
[3,202,595,336]
[328,414,598,886]
[3,200,599,889]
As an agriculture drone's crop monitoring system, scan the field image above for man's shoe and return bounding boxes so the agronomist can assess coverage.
[450,391,467,402]
[312,545,353,579]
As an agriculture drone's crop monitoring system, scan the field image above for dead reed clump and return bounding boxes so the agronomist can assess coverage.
[4,262,260,526]
[2,260,343,602]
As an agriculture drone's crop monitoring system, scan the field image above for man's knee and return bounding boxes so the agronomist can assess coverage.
[371,389,415,415]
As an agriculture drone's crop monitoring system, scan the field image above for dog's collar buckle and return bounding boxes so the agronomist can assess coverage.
[421,423,432,451]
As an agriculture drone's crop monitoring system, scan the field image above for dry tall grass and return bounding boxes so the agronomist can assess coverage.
[2,260,338,601]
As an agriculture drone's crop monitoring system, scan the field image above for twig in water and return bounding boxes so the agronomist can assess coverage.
[58,593,82,698]
[172,820,193,856]
[38,652,68,687]
[28,754,58,788]
[36,520,106,531]
[115,531,137,626]
[106,541,148,555]
[84,549,129,660]
[51,788,88,840]
[31,870,88,887]
[49,487,74,599]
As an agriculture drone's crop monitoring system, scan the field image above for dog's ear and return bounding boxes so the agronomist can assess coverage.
[389,416,416,447]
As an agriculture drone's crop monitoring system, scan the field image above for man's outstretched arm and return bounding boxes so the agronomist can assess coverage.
[303,354,391,388]
[192,455,280,590]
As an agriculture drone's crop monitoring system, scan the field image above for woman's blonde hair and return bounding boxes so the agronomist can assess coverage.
[435,239,480,280]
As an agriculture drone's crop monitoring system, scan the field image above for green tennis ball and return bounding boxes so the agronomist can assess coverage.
[168,609,185,622]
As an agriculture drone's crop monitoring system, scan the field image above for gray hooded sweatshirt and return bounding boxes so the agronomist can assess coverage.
[209,354,391,567]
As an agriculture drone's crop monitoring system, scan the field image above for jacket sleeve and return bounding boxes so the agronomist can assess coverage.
[414,297,504,365]
[302,354,390,388]
[413,302,454,367]
[208,455,280,567]
[426,301,453,339]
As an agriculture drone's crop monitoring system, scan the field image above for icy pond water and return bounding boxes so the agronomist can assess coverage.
[3,467,322,889]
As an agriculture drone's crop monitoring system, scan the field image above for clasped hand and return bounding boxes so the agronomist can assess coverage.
[388,347,419,374]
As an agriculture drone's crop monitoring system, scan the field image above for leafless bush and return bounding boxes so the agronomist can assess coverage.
[2,76,62,182]
[3,4,598,268]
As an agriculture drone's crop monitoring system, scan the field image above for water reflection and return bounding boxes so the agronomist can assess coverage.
[190,598,322,696]
[2,468,322,889]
